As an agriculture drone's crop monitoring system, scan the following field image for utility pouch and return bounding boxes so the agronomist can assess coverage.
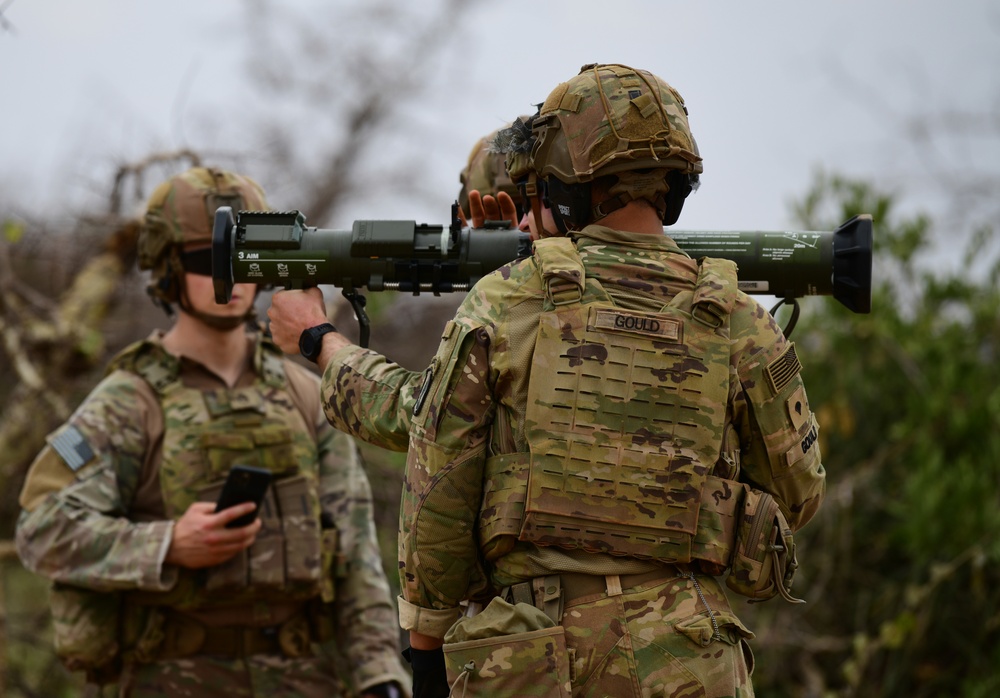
[442,597,571,697]
[249,487,285,588]
[121,606,167,665]
[49,584,121,683]
[725,489,804,603]
[274,474,322,589]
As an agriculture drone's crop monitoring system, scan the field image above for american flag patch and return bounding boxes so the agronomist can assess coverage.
[765,343,802,395]
[50,426,95,472]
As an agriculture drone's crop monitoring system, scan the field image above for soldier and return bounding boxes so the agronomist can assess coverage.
[267,63,826,697]
[457,123,525,227]
[15,167,410,698]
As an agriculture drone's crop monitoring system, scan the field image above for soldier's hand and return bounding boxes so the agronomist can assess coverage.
[267,288,328,354]
[468,189,518,229]
[165,501,262,569]
[404,645,448,698]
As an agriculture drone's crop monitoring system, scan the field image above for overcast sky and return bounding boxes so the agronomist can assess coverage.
[2,0,998,236]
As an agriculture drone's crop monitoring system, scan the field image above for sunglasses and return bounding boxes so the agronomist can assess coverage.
[180,248,213,276]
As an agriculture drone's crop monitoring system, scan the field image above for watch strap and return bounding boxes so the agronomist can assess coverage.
[298,322,337,362]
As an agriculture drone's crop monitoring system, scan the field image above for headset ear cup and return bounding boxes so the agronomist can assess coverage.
[544,178,592,232]
[159,275,176,303]
[150,252,185,307]
[662,171,693,226]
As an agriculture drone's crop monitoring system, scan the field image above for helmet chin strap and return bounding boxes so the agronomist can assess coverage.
[184,307,250,331]
[532,195,557,238]
[524,173,561,239]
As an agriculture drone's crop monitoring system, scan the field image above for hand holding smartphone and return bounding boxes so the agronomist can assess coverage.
[215,465,272,529]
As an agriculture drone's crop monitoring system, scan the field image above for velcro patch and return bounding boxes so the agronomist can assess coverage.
[786,385,809,431]
[50,425,95,472]
[765,343,802,395]
[593,309,681,341]
[785,420,819,469]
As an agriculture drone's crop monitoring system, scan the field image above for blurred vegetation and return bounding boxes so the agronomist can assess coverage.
[743,172,1000,697]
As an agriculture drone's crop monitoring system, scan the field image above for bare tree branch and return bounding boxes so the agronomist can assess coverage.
[0,0,17,35]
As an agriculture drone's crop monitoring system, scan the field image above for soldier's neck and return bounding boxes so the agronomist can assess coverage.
[161,314,251,388]
[596,200,665,236]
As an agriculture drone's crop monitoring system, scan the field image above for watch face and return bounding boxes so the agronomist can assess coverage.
[300,323,333,362]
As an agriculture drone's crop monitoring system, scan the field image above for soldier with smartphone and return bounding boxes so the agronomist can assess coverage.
[15,167,409,698]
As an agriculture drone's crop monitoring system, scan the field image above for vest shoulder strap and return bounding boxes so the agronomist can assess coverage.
[255,336,288,390]
[533,237,585,309]
[533,236,617,309]
[106,340,181,395]
[691,256,739,329]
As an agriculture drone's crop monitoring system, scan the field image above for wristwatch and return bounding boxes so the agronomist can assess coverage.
[298,323,337,363]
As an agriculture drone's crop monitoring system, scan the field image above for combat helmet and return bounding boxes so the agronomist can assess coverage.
[458,123,526,221]
[138,166,268,321]
[501,63,703,233]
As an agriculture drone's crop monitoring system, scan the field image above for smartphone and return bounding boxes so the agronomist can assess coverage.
[215,465,272,529]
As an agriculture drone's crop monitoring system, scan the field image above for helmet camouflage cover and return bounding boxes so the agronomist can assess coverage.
[497,64,703,228]
[138,166,268,306]
[531,62,703,184]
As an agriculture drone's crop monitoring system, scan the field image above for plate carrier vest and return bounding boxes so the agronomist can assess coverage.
[49,339,337,677]
[114,339,331,609]
[479,237,745,567]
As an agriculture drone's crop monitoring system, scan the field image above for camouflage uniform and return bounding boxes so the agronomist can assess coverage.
[319,223,825,697]
[315,65,826,696]
[16,330,409,697]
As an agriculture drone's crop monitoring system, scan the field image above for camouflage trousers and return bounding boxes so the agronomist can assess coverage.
[561,571,756,698]
[115,653,348,698]
[446,570,755,698]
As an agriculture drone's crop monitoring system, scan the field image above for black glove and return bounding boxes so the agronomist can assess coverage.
[364,681,404,698]
[403,646,449,698]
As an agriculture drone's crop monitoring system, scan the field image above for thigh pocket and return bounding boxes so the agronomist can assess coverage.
[675,610,755,648]
[444,626,571,697]
[674,611,756,692]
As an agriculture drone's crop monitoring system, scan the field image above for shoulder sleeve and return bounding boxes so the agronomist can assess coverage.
[20,370,156,511]
[321,345,423,452]
[15,370,177,592]
[730,295,826,531]
[399,293,500,636]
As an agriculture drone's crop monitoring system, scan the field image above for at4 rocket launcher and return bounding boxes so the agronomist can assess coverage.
[212,205,872,343]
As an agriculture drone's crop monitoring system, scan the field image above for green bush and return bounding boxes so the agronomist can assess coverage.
[746,173,1000,697]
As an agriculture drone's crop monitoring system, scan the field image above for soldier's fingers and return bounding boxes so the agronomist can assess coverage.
[267,289,327,353]
[469,190,487,228]
[241,518,262,546]
[211,523,260,551]
[213,501,258,527]
[481,194,501,222]
[456,202,469,227]
[185,501,218,515]
[497,191,518,228]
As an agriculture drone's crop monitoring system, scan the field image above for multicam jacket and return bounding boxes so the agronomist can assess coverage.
[321,225,826,638]
[16,332,407,691]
